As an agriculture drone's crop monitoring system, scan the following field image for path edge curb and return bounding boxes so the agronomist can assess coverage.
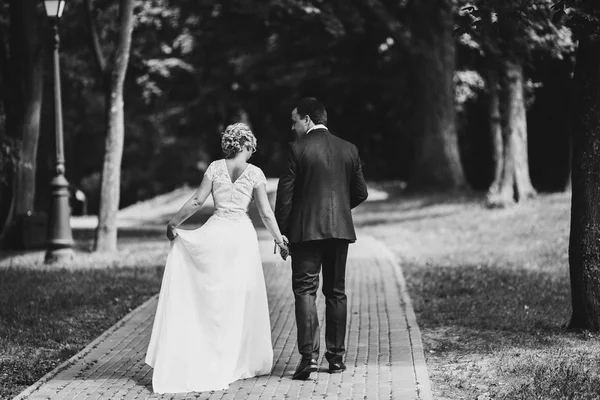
[366,234,433,400]
[11,294,159,400]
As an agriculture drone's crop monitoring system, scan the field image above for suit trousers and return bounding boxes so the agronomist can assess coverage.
[290,239,349,363]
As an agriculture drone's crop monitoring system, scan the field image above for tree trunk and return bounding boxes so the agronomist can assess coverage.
[0,0,44,247]
[487,60,536,207]
[565,133,572,191]
[490,84,517,207]
[0,173,17,246]
[568,30,600,332]
[85,0,108,78]
[0,5,14,245]
[487,68,503,196]
[510,61,536,201]
[408,0,466,191]
[7,0,43,216]
[94,0,135,252]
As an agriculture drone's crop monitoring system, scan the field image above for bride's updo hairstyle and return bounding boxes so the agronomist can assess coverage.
[221,123,257,159]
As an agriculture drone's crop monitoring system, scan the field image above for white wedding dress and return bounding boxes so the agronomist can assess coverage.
[145,159,273,394]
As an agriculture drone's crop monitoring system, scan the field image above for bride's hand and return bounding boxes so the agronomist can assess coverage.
[166,224,178,241]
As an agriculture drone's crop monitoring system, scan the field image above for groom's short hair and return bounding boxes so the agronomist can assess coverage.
[297,97,327,126]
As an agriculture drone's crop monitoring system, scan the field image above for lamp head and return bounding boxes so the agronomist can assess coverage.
[42,0,66,21]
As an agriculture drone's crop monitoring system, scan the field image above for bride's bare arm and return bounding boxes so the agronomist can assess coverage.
[254,183,286,246]
[166,177,212,236]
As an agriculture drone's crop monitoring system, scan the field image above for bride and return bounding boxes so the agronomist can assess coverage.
[145,123,289,394]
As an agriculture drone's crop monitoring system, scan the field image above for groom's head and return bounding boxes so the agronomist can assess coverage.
[291,97,327,137]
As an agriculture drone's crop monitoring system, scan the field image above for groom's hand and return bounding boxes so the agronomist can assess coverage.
[282,235,291,256]
[279,244,290,261]
[275,237,290,260]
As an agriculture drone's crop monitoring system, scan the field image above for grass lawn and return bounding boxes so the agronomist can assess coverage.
[356,187,600,400]
[0,229,169,400]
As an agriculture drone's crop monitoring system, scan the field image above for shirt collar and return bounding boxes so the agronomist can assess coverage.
[306,124,327,134]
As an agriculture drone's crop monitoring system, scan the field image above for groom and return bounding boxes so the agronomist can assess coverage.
[275,97,368,380]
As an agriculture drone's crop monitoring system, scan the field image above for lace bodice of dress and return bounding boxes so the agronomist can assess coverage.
[204,159,267,221]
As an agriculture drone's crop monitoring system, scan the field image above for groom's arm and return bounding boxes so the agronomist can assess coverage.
[275,144,298,236]
[350,145,368,209]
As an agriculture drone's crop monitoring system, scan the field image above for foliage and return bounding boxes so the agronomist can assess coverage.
[450,0,576,194]
[456,0,575,62]
[453,0,575,114]
[51,0,415,213]
[552,1,600,35]
[454,69,485,110]
[20,0,580,211]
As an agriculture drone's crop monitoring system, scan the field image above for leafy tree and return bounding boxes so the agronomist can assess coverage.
[457,0,574,207]
[356,0,467,191]
[82,0,136,252]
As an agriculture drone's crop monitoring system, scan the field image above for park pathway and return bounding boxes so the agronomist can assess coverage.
[13,230,432,400]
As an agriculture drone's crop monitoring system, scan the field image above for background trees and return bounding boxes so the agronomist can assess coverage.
[0,0,580,247]
[0,0,45,246]
[408,0,467,191]
[1,0,600,335]
[357,0,467,191]
[457,0,574,206]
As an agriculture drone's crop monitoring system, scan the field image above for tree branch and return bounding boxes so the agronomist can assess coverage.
[84,0,108,77]
[352,0,411,47]
[110,0,135,88]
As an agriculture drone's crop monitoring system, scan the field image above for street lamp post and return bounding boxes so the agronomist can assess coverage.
[42,0,74,264]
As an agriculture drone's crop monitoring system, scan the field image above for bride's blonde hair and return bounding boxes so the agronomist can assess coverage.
[221,123,257,159]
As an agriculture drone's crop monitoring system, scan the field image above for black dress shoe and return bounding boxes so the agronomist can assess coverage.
[293,358,318,380]
[329,361,346,373]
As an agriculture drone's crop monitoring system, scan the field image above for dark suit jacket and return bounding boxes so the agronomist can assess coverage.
[275,128,368,243]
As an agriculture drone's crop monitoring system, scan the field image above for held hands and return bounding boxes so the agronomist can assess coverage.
[166,224,178,241]
[274,235,291,261]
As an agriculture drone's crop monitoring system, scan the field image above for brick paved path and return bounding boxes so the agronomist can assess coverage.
[14,231,431,400]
